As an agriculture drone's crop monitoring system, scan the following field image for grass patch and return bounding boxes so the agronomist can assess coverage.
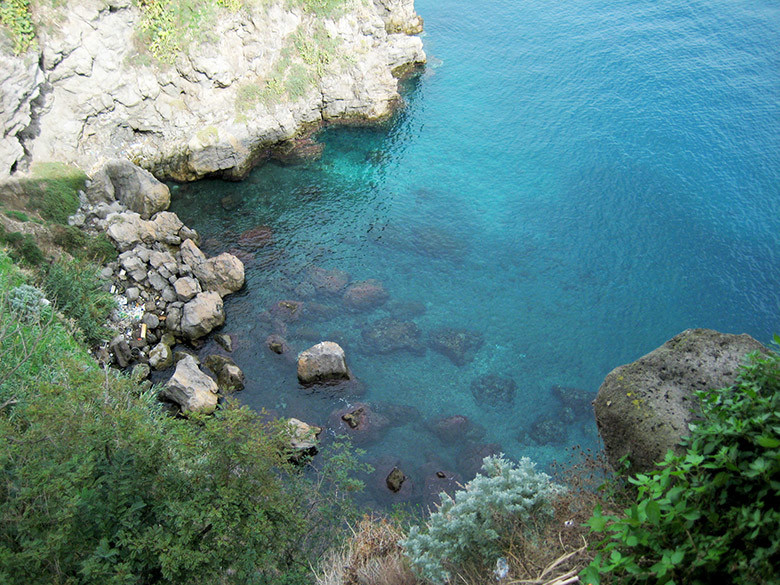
[52,225,118,264]
[26,162,85,224]
[4,210,29,222]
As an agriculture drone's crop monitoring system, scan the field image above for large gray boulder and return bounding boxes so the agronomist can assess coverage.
[297,341,350,384]
[594,328,766,473]
[87,159,170,218]
[286,418,322,461]
[179,239,244,297]
[161,355,219,414]
[180,291,225,340]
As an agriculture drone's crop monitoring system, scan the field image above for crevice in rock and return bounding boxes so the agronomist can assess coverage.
[16,72,51,172]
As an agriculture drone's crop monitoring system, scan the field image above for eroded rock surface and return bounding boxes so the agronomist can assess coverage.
[161,354,218,414]
[1,0,426,179]
[594,328,765,473]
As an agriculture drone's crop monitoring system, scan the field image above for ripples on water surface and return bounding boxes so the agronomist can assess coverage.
[171,0,780,507]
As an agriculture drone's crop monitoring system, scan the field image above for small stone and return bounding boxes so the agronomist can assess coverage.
[142,313,160,330]
[131,363,151,382]
[125,287,140,302]
[214,333,233,352]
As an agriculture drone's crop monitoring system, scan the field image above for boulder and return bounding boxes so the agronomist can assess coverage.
[429,327,484,366]
[342,279,389,311]
[180,291,225,340]
[361,317,425,355]
[214,333,234,352]
[87,159,170,219]
[204,354,245,392]
[594,328,766,473]
[173,276,201,302]
[470,374,517,406]
[179,239,244,297]
[109,334,132,368]
[385,467,406,493]
[160,355,218,414]
[106,212,154,252]
[286,418,321,462]
[297,341,351,384]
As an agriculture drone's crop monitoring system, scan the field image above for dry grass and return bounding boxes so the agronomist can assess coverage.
[316,447,620,585]
[315,515,421,585]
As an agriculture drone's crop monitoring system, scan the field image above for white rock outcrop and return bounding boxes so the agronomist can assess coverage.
[0,0,425,179]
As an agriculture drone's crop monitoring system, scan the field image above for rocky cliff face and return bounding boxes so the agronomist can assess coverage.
[0,0,425,180]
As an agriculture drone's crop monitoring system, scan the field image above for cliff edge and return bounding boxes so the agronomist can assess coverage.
[0,0,425,181]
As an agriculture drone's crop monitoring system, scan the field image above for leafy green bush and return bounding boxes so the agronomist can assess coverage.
[0,0,35,53]
[41,258,116,346]
[402,455,564,583]
[27,162,85,224]
[583,346,780,585]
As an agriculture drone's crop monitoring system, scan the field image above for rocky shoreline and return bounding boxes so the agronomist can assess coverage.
[1,0,425,180]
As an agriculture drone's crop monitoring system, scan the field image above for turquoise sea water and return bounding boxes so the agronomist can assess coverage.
[170,0,780,507]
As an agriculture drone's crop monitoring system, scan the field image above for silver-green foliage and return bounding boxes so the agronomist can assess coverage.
[7,284,44,320]
[402,455,564,583]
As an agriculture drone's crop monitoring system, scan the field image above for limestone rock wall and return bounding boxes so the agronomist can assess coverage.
[0,0,425,180]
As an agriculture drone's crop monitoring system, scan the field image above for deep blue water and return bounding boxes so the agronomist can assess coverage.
[170,0,780,507]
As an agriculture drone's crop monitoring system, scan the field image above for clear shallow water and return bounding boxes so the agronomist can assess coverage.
[170,0,780,507]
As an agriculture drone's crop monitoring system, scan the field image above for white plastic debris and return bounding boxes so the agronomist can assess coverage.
[493,557,509,580]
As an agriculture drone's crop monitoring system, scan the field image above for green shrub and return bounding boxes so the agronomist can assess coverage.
[0,252,370,584]
[27,162,85,224]
[0,0,35,53]
[0,226,45,266]
[4,210,29,222]
[583,346,780,585]
[40,258,116,346]
[402,455,564,583]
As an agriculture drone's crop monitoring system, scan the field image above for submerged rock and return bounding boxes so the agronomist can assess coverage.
[328,402,391,444]
[594,328,766,473]
[297,341,351,384]
[470,374,517,406]
[429,414,485,445]
[429,327,484,366]
[361,317,425,355]
[343,279,389,311]
[551,384,594,418]
[306,266,350,295]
